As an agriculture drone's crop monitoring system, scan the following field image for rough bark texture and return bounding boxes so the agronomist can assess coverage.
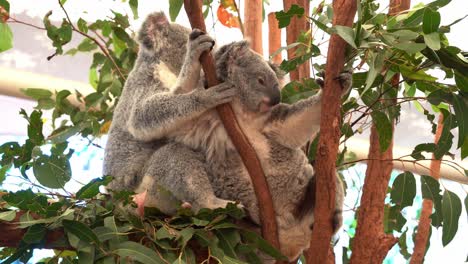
[304,0,357,263]
[348,124,398,264]
[410,114,444,264]
[283,0,310,80]
[349,1,410,262]
[183,0,281,253]
[244,0,263,55]
[268,12,282,64]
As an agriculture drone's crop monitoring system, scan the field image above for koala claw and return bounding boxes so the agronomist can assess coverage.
[189,28,205,40]
[334,70,353,91]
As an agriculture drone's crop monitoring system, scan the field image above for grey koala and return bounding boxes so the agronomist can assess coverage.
[104,12,238,212]
[104,12,349,261]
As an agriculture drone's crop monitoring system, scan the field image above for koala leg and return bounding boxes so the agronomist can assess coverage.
[139,142,235,214]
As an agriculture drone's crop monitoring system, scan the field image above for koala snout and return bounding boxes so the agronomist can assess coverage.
[265,88,281,106]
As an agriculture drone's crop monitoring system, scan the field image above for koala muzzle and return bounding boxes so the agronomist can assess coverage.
[267,87,281,106]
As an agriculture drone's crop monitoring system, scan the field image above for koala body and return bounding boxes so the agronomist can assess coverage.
[104,13,346,262]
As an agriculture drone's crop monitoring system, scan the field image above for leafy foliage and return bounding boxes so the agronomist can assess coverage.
[0,0,466,262]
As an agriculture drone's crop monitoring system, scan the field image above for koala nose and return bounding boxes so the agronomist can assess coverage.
[268,89,281,106]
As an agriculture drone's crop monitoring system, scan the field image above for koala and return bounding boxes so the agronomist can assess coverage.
[104,12,238,212]
[136,34,348,261]
[104,12,349,261]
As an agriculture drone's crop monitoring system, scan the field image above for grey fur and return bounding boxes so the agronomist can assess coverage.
[104,13,349,261]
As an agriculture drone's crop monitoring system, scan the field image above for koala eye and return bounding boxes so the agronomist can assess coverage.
[258,77,265,85]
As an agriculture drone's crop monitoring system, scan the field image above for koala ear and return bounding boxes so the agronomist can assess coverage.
[268,62,286,80]
[229,40,251,59]
[138,12,169,50]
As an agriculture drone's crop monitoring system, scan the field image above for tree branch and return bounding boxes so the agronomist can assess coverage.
[304,0,357,263]
[183,0,282,257]
[410,114,444,263]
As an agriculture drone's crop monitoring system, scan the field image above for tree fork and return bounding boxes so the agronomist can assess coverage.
[410,114,444,264]
[304,0,356,263]
[183,0,282,256]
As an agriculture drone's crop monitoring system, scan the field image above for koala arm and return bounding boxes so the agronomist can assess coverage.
[127,91,210,141]
[264,91,323,149]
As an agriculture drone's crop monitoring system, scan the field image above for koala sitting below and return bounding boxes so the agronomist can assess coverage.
[104,13,349,261]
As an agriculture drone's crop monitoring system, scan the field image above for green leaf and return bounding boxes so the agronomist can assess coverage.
[23,224,46,244]
[77,18,88,33]
[364,51,385,91]
[0,0,10,12]
[77,38,97,52]
[216,229,240,258]
[178,227,195,247]
[0,163,11,184]
[275,4,304,28]
[21,88,53,100]
[423,8,441,34]
[465,195,468,219]
[391,30,419,40]
[334,25,357,48]
[399,65,437,81]
[454,71,468,92]
[113,241,165,264]
[394,42,426,54]
[0,210,16,221]
[128,0,138,19]
[420,175,443,226]
[76,176,113,199]
[169,0,184,22]
[441,190,462,246]
[452,94,467,148]
[390,172,416,208]
[241,230,287,260]
[62,220,100,246]
[424,32,441,50]
[33,154,71,189]
[371,111,393,152]
[0,23,13,52]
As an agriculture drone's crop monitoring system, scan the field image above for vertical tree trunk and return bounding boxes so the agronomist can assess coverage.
[349,1,410,262]
[283,0,310,81]
[244,0,263,55]
[304,0,357,263]
[268,12,282,64]
[410,115,444,264]
[184,0,281,255]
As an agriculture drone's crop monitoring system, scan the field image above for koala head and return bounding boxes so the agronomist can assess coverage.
[137,12,190,71]
[215,41,283,113]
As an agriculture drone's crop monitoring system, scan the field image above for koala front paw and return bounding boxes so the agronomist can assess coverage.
[197,82,237,108]
[188,28,215,59]
[315,70,352,95]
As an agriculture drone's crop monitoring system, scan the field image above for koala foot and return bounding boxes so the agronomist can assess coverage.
[188,29,215,58]
[334,70,353,91]
[315,70,353,94]
[132,190,148,217]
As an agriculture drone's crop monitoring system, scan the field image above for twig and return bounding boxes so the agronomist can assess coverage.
[57,0,126,81]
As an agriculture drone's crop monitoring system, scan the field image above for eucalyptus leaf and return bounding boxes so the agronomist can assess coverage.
[33,154,71,189]
[423,8,441,34]
[62,220,100,246]
[390,172,416,208]
[334,25,357,48]
[441,190,462,246]
[169,0,183,22]
[113,241,165,264]
[424,32,441,50]
[371,111,393,152]
[0,23,13,52]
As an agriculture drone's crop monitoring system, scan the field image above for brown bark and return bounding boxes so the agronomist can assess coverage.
[268,12,282,64]
[244,0,263,55]
[349,1,410,262]
[283,0,310,81]
[304,0,357,263]
[183,0,281,253]
[348,124,399,264]
[410,114,444,264]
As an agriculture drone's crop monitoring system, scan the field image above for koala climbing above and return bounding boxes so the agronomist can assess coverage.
[132,28,350,261]
[104,12,236,208]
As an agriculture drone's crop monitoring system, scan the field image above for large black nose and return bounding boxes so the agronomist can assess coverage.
[268,86,281,106]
